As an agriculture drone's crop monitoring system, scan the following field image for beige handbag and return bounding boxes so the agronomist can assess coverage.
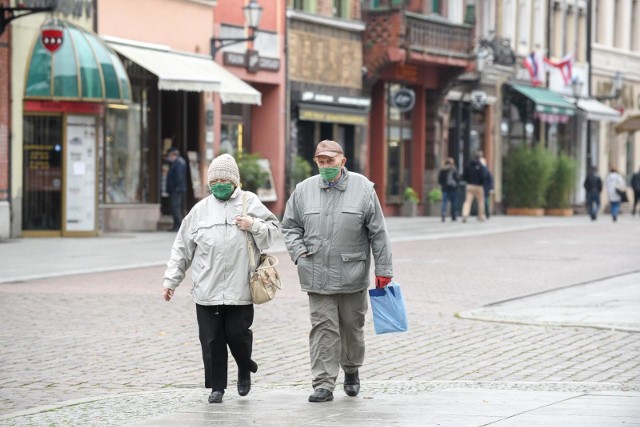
[243,193,282,304]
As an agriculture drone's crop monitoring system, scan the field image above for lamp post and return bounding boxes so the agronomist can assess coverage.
[210,0,263,59]
[571,76,584,157]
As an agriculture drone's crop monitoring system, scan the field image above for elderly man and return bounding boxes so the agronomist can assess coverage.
[282,140,394,403]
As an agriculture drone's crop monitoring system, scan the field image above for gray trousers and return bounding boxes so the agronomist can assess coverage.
[308,291,368,392]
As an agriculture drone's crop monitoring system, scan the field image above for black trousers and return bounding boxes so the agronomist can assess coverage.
[196,304,256,391]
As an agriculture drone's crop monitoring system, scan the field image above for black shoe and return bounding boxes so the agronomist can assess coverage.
[344,370,360,397]
[208,390,224,403]
[309,388,334,402]
[238,373,251,396]
[441,216,445,222]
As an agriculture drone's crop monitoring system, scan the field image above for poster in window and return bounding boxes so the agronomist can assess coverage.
[256,159,277,202]
[65,115,96,232]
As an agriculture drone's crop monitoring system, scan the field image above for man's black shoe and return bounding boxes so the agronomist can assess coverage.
[238,374,251,396]
[208,390,224,403]
[308,388,333,402]
[344,370,360,397]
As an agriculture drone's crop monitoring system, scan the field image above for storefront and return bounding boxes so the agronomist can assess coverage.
[21,18,131,236]
[104,38,261,230]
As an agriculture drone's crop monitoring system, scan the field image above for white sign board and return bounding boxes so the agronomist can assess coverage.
[65,115,96,232]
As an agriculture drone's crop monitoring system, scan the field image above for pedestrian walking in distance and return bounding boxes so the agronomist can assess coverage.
[162,154,280,404]
[282,140,394,403]
[631,167,640,216]
[165,147,187,231]
[480,157,494,220]
[437,157,460,222]
[583,166,603,221]
[605,167,626,222]
[461,150,487,222]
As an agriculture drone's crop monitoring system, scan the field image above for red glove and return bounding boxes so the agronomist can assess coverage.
[375,276,392,289]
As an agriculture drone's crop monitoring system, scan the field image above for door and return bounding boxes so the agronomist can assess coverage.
[22,114,98,236]
[22,115,63,235]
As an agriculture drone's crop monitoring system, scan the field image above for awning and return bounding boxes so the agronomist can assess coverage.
[615,110,640,133]
[510,84,576,116]
[576,99,621,122]
[106,39,261,105]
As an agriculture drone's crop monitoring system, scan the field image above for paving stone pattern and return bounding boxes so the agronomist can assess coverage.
[0,220,639,425]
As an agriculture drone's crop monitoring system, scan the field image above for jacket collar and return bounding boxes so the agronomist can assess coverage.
[319,167,349,191]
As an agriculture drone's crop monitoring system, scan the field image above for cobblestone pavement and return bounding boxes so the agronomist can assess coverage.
[0,218,639,425]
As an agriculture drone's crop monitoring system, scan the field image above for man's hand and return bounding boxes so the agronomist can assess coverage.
[375,276,392,289]
[163,288,174,301]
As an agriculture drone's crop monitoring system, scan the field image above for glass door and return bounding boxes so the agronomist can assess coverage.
[22,115,63,235]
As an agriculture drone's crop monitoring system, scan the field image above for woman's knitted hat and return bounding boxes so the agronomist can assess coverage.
[207,154,240,186]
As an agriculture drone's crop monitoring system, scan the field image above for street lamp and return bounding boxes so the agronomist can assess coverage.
[594,71,624,101]
[210,0,263,59]
[0,3,55,36]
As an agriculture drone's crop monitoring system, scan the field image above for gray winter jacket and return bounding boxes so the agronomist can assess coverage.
[282,169,393,294]
[163,188,280,305]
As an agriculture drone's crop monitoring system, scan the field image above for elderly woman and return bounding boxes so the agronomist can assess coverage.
[163,154,280,404]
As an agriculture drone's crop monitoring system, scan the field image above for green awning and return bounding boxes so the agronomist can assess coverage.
[511,84,575,116]
[25,19,131,102]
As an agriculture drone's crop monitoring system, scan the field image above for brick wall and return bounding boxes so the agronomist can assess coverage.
[0,28,9,202]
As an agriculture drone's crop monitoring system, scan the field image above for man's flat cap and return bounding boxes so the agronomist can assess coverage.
[314,140,344,158]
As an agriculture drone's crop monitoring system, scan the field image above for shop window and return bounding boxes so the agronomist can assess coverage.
[105,105,142,203]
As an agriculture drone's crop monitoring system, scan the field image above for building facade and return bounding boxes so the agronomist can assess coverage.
[214,0,287,216]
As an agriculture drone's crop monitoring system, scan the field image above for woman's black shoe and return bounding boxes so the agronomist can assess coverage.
[208,390,224,403]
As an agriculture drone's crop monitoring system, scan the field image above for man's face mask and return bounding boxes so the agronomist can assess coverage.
[319,167,340,182]
[210,182,234,200]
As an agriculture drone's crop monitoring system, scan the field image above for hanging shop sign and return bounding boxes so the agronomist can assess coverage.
[390,88,416,112]
[470,90,488,110]
[223,51,280,72]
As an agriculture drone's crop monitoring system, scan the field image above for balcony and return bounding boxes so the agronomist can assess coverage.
[363,8,474,81]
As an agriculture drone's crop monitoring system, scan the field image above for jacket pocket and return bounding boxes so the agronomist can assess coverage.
[296,254,314,286]
[340,252,367,284]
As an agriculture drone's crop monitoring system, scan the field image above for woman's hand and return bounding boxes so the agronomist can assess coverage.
[235,215,254,231]
[163,288,174,301]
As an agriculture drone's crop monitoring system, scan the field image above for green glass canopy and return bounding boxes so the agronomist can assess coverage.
[25,19,131,102]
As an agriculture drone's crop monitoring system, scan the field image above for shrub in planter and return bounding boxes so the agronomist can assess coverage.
[546,154,577,209]
[503,145,554,209]
[235,153,269,193]
[405,187,421,204]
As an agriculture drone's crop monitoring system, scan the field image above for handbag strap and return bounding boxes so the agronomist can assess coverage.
[242,192,257,269]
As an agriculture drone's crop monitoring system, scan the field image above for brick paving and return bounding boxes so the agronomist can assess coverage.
[0,218,639,424]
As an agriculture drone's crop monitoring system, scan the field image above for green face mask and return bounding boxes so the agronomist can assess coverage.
[319,167,341,182]
[210,182,234,200]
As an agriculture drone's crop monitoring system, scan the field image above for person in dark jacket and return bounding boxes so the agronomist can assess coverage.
[166,147,187,231]
[583,166,603,221]
[480,157,494,219]
[632,167,640,216]
[461,150,486,222]
[437,157,460,222]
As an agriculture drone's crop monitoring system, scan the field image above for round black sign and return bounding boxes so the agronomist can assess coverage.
[391,88,416,112]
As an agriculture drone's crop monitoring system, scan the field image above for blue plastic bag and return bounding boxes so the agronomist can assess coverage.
[368,282,408,334]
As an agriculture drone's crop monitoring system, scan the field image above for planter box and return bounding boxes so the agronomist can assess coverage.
[401,201,418,217]
[544,208,574,216]
[506,207,545,216]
